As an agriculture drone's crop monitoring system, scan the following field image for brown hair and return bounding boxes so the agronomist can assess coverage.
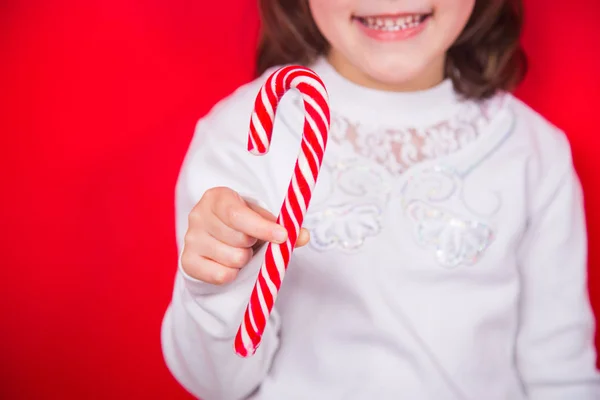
[256,0,527,100]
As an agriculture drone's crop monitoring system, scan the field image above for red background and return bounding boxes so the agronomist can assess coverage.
[1,1,599,398]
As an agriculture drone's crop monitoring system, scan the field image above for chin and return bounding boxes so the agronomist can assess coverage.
[356,56,438,91]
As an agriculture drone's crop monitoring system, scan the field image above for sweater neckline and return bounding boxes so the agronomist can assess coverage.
[309,56,464,127]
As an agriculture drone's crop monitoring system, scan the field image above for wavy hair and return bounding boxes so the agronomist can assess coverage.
[256,0,527,99]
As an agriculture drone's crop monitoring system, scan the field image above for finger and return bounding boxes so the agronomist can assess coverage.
[252,227,310,251]
[215,196,288,244]
[181,251,239,285]
[247,201,310,247]
[246,201,277,222]
[205,216,258,248]
[206,198,278,248]
[296,228,310,248]
[195,232,254,269]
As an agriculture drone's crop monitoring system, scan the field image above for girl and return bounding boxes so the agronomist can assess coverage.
[161,0,600,399]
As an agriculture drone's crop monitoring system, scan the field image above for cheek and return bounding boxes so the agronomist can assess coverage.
[308,0,342,22]
[308,0,352,39]
[436,0,475,39]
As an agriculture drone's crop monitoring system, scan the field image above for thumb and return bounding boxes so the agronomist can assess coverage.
[295,228,310,248]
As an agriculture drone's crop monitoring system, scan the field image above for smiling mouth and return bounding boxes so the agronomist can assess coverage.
[353,13,432,32]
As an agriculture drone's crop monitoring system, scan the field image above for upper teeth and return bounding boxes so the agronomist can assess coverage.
[363,15,423,31]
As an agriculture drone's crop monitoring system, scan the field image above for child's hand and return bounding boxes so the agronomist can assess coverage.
[181,187,310,285]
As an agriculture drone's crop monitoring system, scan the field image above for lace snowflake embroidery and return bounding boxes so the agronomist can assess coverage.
[329,96,506,175]
[406,201,494,268]
[304,203,382,252]
[298,95,505,258]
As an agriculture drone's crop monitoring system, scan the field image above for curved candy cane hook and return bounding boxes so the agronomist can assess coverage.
[234,65,331,357]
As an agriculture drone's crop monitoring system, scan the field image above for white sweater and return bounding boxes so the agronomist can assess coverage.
[161,58,600,400]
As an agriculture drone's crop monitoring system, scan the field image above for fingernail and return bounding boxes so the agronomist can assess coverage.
[273,228,288,243]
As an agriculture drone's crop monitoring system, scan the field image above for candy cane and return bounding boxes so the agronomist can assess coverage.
[234,65,330,357]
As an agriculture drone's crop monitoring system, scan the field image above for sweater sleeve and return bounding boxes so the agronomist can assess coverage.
[161,98,284,400]
[516,135,600,399]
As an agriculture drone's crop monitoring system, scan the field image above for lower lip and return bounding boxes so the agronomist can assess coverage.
[354,17,429,42]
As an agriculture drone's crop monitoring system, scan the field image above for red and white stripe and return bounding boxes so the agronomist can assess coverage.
[234,65,330,357]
